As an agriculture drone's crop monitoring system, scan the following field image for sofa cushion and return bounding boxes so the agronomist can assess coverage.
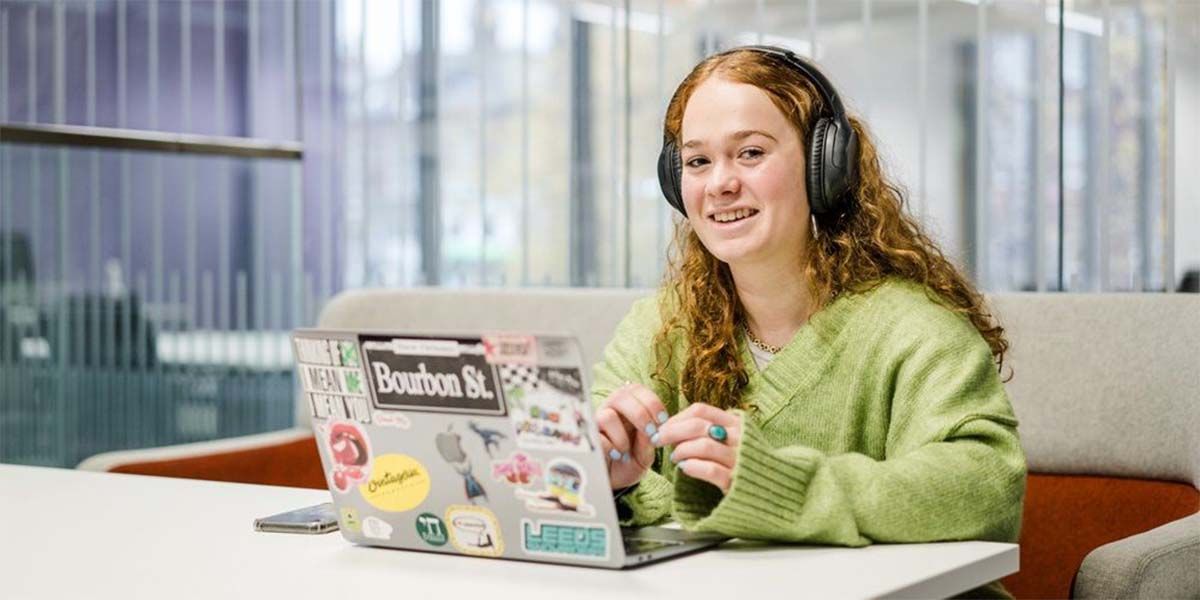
[1002,473,1200,599]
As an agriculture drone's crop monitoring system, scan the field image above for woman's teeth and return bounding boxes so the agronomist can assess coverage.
[712,208,758,223]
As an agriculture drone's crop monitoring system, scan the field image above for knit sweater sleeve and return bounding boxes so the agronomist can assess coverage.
[590,294,677,526]
[672,309,1027,546]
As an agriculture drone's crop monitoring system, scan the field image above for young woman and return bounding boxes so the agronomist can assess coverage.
[591,46,1025,597]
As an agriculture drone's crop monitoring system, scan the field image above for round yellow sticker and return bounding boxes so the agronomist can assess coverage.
[358,454,431,512]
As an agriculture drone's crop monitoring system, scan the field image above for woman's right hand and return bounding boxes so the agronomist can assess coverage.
[596,382,669,489]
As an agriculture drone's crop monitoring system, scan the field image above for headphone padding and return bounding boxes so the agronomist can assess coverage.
[657,141,686,215]
[808,118,830,215]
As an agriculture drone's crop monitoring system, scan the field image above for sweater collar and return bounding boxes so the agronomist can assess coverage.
[740,288,864,425]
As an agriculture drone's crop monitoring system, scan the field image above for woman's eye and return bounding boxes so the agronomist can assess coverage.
[740,148,764,160]
[684,157,709,169]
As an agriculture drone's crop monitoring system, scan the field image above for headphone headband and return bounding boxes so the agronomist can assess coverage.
[728,45,848,119]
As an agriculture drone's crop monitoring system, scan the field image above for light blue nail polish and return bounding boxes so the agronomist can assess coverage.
[657,411,669,425]
[677,459,688,470]
[669,451,677,463]
[622,452,631,463]
[650,432,661,446]
[609,449,621,461]
[644,422,657,436]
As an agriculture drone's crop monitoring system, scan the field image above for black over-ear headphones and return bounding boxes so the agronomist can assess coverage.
[657,45,860,220]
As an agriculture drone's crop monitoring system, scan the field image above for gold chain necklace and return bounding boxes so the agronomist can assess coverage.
[743,324,782,354]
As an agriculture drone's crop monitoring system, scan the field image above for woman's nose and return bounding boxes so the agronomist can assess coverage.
[706,160,741,197]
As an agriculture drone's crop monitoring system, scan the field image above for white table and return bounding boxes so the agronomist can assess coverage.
[0,465,1017,600]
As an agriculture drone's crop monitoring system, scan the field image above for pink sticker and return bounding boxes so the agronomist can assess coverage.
[321,421,372,494]
[490,451,543,487]
[482,335,538,365]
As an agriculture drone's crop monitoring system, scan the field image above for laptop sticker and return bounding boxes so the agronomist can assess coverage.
[505,367,593,453]
[359,454,432,512]
[490,451,542,487]
[321,421,372,493]
[467,420,508,458]
[337,340,361,368]
[362,516,394,541]
[521,519,610,561]
[415,513,449,547]
[435,425,489,504]
[361,336,506,416]
[309,393,371,424]
[445,505,504,557]
[373,411,412,429]
[294,338,338,366]
[340,507,362,533]
[514,458,595,517]
[482,334,537,365]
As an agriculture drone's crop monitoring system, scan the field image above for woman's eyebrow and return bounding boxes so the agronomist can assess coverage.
[682,129,777,149]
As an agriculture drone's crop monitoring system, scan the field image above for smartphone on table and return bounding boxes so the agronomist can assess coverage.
[253,502,339,534]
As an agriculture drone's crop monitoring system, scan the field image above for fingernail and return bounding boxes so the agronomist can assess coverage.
[656,411,669,425]
[676,460,688,471]
[644,422,657,436]
[650,432,661,446]
[622,452,631,463]
[669,451,677,463]
[608,449,621,461]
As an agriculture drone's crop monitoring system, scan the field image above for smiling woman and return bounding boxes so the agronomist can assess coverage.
[591,46,1027,599]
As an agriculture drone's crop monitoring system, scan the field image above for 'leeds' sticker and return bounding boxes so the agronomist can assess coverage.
[521,519,609,561]
[361,335,506,415]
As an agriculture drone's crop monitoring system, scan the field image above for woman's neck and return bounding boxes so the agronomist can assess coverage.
[730,259,815,350]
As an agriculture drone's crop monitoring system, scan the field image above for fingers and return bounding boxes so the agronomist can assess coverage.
[669,435,736,470]
[675,458,733,493]
[653,415,741,449]
[609,383,668,439]
[672,402,740,428]
[595,406,634,463]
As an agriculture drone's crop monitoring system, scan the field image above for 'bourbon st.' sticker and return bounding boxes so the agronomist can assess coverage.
[361,335,506,415]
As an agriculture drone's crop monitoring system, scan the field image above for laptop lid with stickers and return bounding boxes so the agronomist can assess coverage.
[292,329,629,568]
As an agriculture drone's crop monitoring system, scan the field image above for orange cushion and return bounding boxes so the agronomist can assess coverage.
[110,435,327,490]
[1003,473,1200,600]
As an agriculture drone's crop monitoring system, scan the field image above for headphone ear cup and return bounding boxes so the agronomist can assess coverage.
[657,140,686,215]
[807,118,831,216]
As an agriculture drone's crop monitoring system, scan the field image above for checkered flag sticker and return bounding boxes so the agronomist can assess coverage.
[499,364,540,394]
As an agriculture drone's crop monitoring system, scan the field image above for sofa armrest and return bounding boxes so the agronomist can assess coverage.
[1073,512,1200,599]
[76,427,326,489]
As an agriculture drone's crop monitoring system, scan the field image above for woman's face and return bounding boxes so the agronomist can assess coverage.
[679,76,811,267]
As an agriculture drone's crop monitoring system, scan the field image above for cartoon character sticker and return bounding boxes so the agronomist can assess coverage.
[521,519,609,561]
[435,425,488,504]
[514,458,594,517]
[490,452,543,486]
[467,420,508,458]
[445,505,504,557]
[504,367,592,452]
[322,421,371,493]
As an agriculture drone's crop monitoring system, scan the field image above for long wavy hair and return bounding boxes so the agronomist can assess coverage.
[652,48,1010,410]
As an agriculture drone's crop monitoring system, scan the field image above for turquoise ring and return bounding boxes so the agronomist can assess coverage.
[707,424,728,443]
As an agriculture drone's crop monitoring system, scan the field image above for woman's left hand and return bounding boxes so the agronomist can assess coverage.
[652,402,742,494]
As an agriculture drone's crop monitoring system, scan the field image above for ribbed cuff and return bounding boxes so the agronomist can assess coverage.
[673,410,819,538]
[618,469,674,526]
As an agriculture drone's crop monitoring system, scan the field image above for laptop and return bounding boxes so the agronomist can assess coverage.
[291,328,728,568]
